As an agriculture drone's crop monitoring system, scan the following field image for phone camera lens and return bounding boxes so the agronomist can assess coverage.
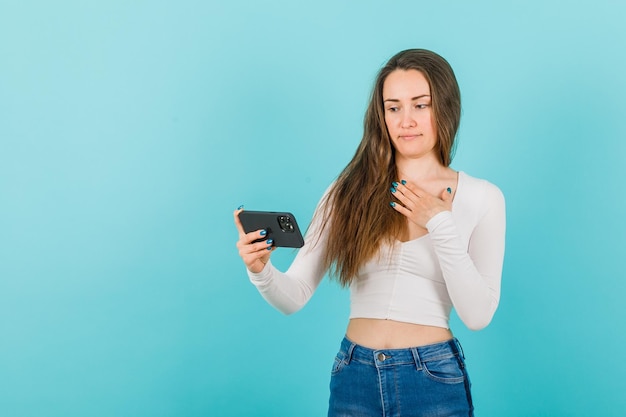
[277,215,294,233]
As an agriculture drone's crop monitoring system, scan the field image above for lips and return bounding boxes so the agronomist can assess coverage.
[399,134,422,140]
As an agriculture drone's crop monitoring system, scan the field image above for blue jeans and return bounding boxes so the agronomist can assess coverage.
[328,337,473,417]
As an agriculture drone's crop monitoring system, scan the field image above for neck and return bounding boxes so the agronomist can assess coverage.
[395,153,446,182]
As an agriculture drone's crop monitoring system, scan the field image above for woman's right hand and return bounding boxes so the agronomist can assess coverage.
[233,207,275,273]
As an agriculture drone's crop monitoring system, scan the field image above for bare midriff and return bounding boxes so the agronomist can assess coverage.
[346,318,453,350]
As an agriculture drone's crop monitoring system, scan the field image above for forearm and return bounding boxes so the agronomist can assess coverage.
[427,210,504,330]
[248,259,319,315]
[247,209,329,315]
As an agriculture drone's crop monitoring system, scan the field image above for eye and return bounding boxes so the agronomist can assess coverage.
[416,104,430,109]
[386,106,399,113]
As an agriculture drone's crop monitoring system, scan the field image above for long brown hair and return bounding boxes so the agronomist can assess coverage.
[316,49,462,287]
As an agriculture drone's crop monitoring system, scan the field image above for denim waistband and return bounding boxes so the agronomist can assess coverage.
[338,336,464,368]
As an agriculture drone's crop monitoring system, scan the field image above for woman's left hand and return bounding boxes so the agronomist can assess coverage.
[390,181,453,228]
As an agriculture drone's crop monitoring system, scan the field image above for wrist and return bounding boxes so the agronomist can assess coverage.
[426,210,452,232]
[248,262,266,274]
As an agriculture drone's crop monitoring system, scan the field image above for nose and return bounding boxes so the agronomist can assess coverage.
[401,110,417,128]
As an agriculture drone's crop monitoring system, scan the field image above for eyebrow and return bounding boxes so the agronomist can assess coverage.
[383,95,431,103]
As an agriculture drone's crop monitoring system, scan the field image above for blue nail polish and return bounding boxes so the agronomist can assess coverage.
[267,239,273,245]
[267,246,273,251]
[447,187,452,194]
[392,182,399,187]
[260,230,267,236]
[390,187,396,193]
[389,201,396,207]
[401,180,407,185]
[237,204,244,210]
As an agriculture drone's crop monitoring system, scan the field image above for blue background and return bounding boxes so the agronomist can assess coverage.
[1,1,625,416]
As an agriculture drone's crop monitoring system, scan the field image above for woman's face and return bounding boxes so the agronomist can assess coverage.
[382,69,437,163]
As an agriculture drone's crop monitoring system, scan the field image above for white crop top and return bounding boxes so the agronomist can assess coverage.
[247,171,506,330]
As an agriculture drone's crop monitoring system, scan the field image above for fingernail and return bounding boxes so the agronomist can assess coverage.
[401,180,407,185]
[267,246,273,251]
[447,187,452,194]
[392,181,399,187]
[267,239,273,245]
[260,229,267,236]
[390,187,396,193]
[389,201,396,207]
[237,204,244,210]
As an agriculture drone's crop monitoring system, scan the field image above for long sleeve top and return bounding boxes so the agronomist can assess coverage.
[247,171,506,331]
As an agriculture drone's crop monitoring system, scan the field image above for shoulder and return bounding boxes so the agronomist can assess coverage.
[457,171,505,216]
[459,171,504,200]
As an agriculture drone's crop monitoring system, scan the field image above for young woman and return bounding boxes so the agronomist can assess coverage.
[234,49,505,417]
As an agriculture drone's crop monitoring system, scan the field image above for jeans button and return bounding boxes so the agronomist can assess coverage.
[377,353,386,361]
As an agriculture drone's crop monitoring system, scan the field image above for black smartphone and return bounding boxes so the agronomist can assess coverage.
[238,211,305,248]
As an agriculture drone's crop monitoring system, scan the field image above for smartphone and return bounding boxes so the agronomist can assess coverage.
[238,211,305,248]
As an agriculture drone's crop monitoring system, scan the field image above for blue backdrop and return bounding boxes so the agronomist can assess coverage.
[1,1,625,416]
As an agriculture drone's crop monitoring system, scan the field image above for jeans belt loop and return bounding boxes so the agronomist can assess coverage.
[345,341,357,365]
[410,347,423,370]
[453,337,465,359]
